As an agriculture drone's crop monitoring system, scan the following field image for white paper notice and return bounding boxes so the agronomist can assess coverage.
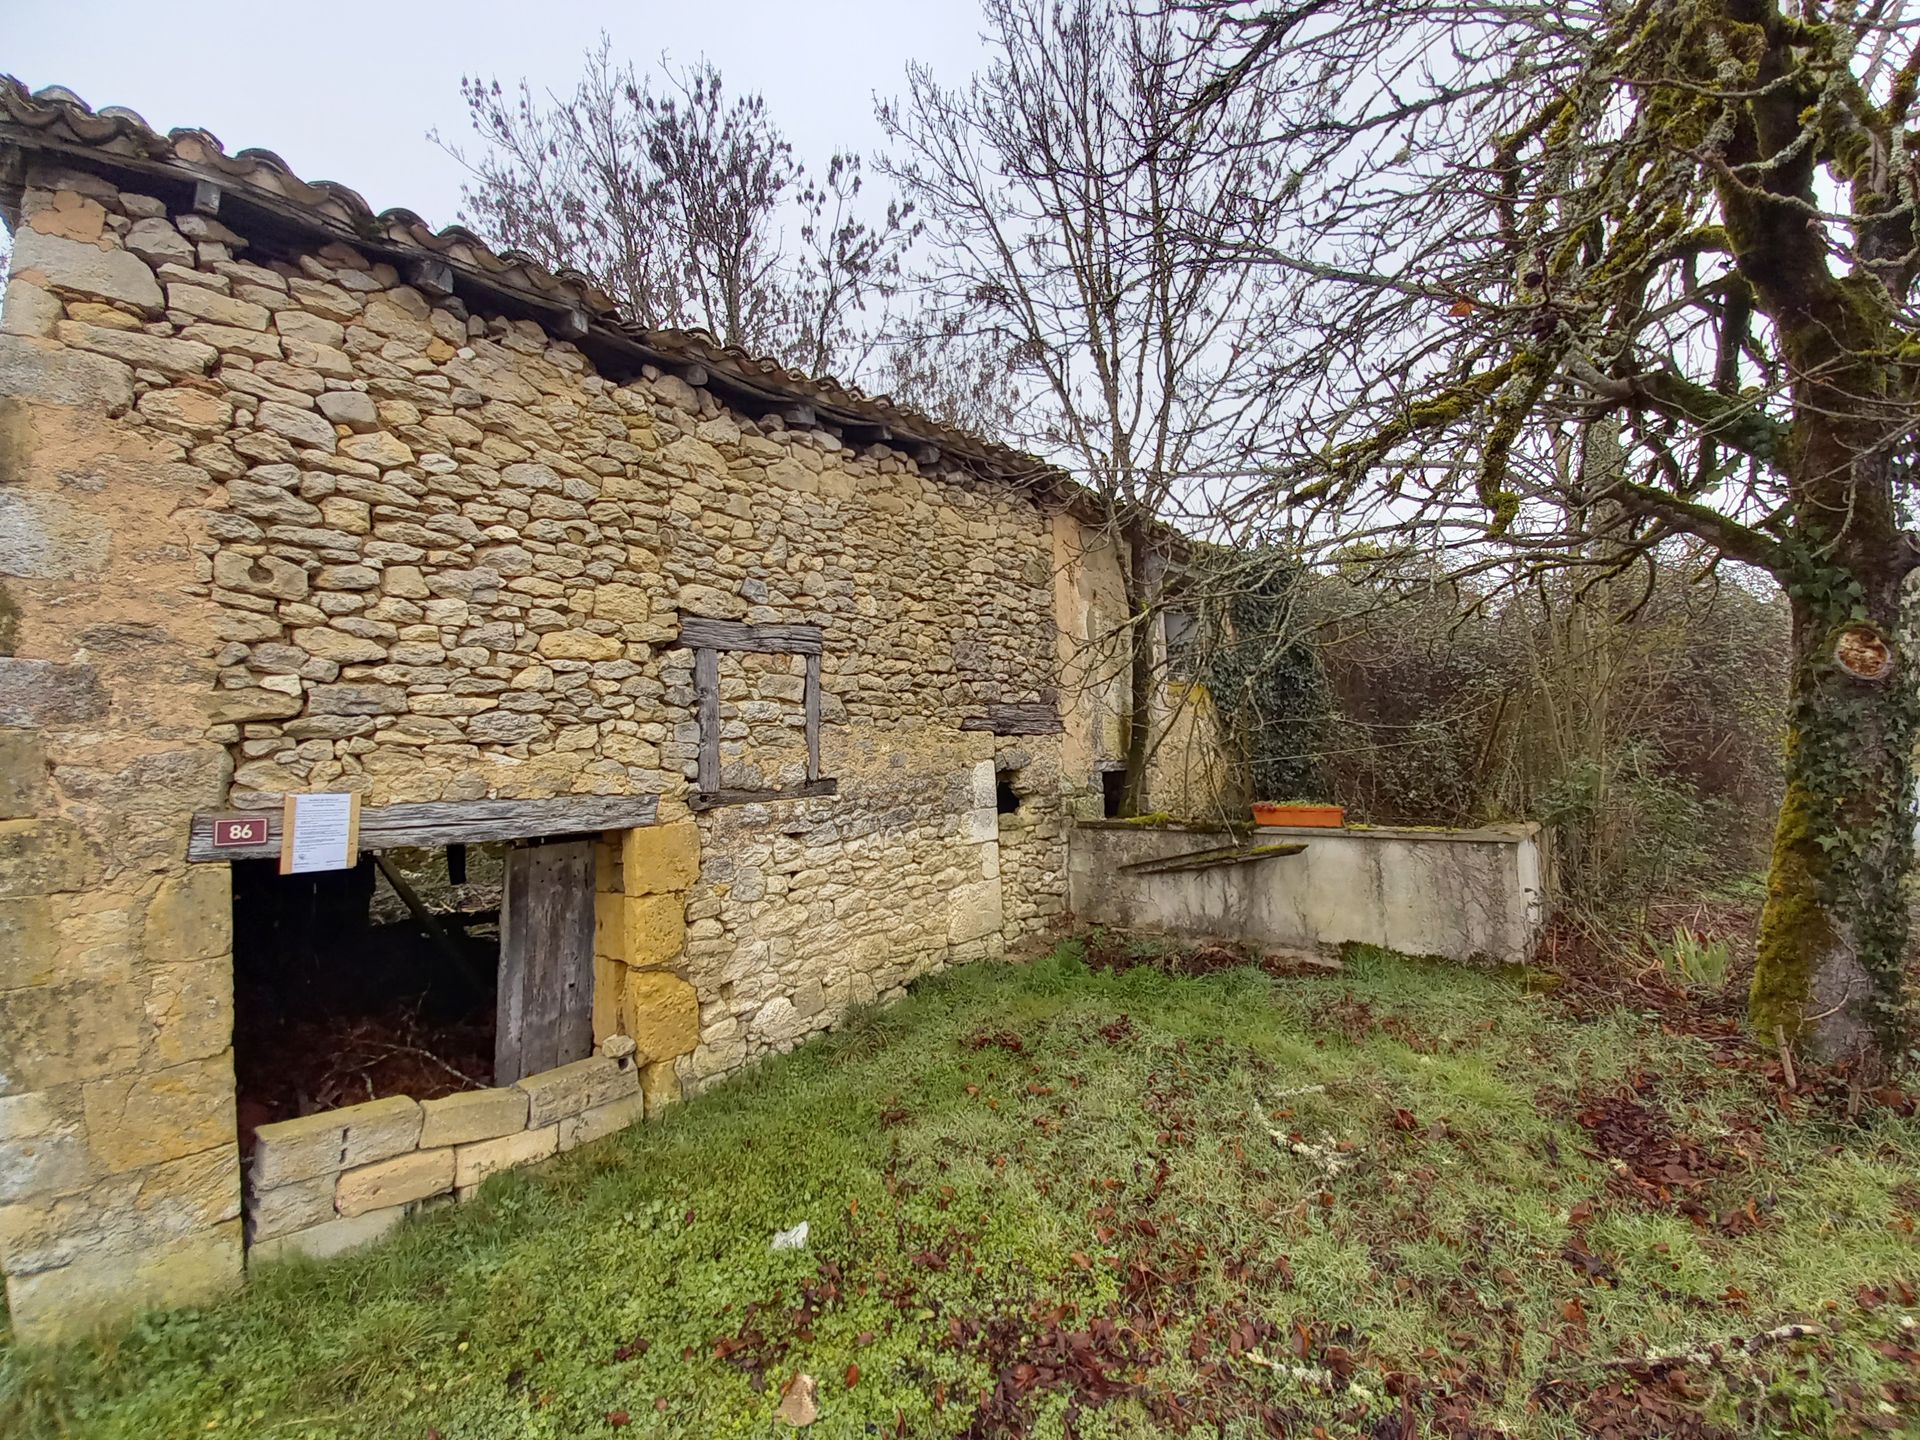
[279,792,360,874]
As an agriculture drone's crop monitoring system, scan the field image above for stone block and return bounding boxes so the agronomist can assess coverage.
[335,1147,453,1217]
[516,1056,636,1128]
[82,1053,236,1174]
[0,487,111,580]
[0,334,134,414]
[0,729,47,819]
[558,1094,646,1151]
[205,687,304,725]
[0,658,109,728]
[0,1143,237,1275]
[623,971,701,1064]
[249,1095,421,1188]
[592,950,626,1044]
[137,385,231,437]
[245,1173,336,1242]
[640,1058,682,1117]
[453,1124,557,1190]
[418,1087,528,1148]
[141,961,234,1066]
[246,1205,404,1267]
[0,817,98,897]
[606,891,685,968]
[9,228,163,313]
[947,875,1005,945]
[592,583,652,623]
[165,282,269,331]
[621,819,700,895]
[53,320,215,376]
[0,980,141,1093]
[212,549,309,600]
[1,278,62,337]
[143,867,231,966]
[255,400,336,451]
[4,1219,241,1346]
[537,629,623,661]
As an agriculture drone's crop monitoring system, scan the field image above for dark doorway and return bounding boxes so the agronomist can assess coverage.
[1101,768,1127,818]
[231,848,501,1151]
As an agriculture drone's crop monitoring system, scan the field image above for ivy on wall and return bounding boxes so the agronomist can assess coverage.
[1197,551,1335,802]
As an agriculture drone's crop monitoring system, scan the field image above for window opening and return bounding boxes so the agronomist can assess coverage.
[1101,768,1127,818]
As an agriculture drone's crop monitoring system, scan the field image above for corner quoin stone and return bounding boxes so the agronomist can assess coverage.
[621,820,700,895]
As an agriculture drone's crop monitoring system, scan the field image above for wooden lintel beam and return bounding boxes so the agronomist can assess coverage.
[960,702,1062,736]
[554,307,590,341]
[192,179,222,216]
[689,779,839,812]
[674,616,823,655]
[187,794,659,862]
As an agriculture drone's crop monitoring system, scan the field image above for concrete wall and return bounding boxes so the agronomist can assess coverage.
[1068,820,1552,966]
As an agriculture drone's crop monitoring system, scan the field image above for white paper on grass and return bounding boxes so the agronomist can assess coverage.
[771,1221,810,1251]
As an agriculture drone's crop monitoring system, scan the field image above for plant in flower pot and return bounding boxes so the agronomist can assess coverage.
[1250,799,1345,828]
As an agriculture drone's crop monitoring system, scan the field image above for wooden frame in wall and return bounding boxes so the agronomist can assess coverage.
[673,617,838,811]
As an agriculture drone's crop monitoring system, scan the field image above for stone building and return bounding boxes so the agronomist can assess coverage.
[0,80,1227,1340]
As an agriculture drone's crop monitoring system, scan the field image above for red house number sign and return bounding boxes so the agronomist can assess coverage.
[211,816,268,849]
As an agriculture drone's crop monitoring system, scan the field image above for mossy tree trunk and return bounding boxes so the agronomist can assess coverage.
[1119,511,1157,818]
[1752,502,1918,1067]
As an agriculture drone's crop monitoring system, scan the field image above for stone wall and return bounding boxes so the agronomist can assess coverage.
[245,1046,659,1265]
[0,156,1231,1339]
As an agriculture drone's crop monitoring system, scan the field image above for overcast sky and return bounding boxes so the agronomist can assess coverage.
[6,0,990,229]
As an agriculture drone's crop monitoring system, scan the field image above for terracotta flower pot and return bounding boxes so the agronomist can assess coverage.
[1251,802,1345,828]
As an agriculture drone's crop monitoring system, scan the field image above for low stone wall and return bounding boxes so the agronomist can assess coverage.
[1068,820,1552,966]
[244,1046,666,1263]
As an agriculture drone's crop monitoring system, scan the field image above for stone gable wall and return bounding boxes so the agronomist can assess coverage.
[0,157,1222,1339]
[0,159,1100,1339]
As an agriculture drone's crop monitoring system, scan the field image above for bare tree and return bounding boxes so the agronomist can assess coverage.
[435,36,914,379]
[1186,0,1920,1067]
[879,0,1289,814]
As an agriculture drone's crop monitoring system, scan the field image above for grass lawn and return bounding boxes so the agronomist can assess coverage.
[4,940,1917,1438]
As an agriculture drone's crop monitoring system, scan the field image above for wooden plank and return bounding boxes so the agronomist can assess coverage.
[959,702,1064,735]
[187,794,658,861]
[1121,841,1308,877]
[674,617,823,655]
[689,778,838,812]
[804,650,822,782]
[496,839,596,1083]
[693,646,720,793]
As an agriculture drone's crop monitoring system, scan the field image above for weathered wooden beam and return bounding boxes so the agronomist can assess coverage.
[1120,841,1308,877]
[674,616,823,655]
[187,794,659,861]
[554,307,591,341]
[689,779,839,812]
[191,179,223,216]
[408,257,457,297]
[783,403,817,428]
[693,645,720,794]
[804,650,822,781]
[960,702,1063,736]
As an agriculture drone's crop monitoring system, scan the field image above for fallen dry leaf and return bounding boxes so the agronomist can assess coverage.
[775,1372,818,1426]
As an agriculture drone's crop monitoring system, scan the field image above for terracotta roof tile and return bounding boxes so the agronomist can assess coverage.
[0,76,1055,487]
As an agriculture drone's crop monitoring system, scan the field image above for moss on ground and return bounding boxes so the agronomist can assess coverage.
[3,945,1916,1438]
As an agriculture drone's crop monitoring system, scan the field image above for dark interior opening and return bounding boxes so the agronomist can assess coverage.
[996,775,1022,814]
[231,848,501,1154]
[1101,768,1127,818]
